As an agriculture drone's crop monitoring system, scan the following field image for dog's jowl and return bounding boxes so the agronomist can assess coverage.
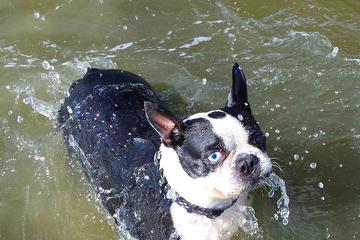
[58,63,272,240]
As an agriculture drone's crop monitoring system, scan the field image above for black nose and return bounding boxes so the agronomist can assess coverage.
[236,154,259,175]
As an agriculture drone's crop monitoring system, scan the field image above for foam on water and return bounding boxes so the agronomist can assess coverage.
[179,36,212,49]
[266,173,290,226]
[109,42,134,52]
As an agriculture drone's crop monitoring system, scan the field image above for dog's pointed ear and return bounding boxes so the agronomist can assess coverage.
[144,101,184,147]
[226,63,249,108]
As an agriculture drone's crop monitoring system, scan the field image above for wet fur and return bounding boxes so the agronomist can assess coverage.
[58,64,270,240]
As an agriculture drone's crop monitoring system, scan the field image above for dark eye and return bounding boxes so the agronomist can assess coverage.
[207,151,224,163]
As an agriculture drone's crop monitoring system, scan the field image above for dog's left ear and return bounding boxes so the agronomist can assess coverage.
[223,64,267,151]
[223,63,252,116]
[144,101,184,147]
[226,63,249,108]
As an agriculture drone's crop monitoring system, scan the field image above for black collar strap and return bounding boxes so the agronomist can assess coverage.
[173,191,238,219]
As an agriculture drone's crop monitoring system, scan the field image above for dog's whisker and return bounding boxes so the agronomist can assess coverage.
[260,187,265,197]
[271,162,285,176]
[270,160,282,169]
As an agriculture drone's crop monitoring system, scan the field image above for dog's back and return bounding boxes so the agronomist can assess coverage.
[58,68,175,239]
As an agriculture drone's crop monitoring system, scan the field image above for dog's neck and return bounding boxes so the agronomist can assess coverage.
[157,145,238,209]
[170,196,249,240]
[163,182,238,219]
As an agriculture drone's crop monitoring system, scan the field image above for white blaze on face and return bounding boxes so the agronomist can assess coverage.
[160,110,271,209]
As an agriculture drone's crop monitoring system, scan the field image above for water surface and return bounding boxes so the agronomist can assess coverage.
[1,0,360,239]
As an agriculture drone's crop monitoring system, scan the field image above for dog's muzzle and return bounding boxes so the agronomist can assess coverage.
[235,154,260,177]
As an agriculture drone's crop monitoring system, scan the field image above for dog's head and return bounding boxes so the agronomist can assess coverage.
[145,63,271,209]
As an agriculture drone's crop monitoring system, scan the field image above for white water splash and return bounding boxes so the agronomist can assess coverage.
[266,173,290,225]
[109,42,133,52]
[23,96,57,120]
[239,206,261,236]
[326,47,339,58]
[179,36,212,49]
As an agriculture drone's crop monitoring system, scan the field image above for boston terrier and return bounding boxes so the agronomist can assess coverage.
[58,63,272,240]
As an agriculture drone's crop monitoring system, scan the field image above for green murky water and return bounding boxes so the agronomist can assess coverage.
[1,0,359,239]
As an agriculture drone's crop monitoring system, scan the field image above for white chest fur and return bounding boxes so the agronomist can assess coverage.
[171,196,249,240]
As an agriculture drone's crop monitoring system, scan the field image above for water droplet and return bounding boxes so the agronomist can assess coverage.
[297,131,302,135]
[122,25,128,30]
[325,228,331,239]
[64,91,70,98]
[40,73,47,80]
[275,104,280,108]
[301,126,307,131]
[49,71,60,81]
[33,11,40,19]
[339,164,343,168]
[318,182,324,189]
[42,60,51,70]
[202,78,207,85]
[275,129,280,134]
[310,162,317,169]
[17,116,24,123]
[237,114,243,121]
[321,196,325,201]
[265,132,270,137]
[67,106,73,114]
[293,154,300,160]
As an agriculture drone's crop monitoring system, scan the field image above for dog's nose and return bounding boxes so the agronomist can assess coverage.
[235,154,259,175]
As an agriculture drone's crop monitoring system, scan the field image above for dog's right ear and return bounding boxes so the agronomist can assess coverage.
[144,101,184,147]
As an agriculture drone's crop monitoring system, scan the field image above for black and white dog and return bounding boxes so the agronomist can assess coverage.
[58,63,272,240]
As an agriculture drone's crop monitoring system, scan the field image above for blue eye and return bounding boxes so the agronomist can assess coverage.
[207,151,223,162]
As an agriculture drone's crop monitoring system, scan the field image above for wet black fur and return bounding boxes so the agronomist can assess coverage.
[207,111,226,119]
[58,68,175,240]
